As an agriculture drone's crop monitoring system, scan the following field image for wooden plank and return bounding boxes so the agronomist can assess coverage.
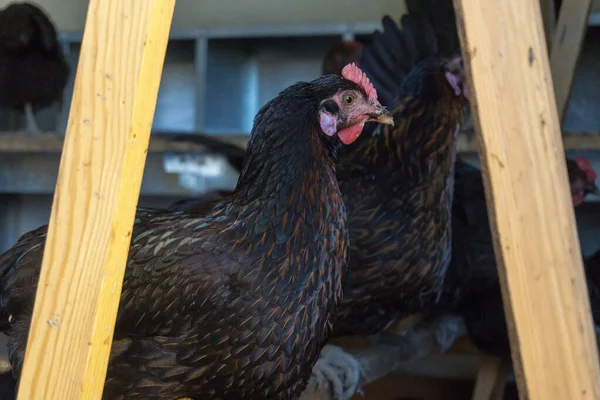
[471,356,509,400]
[0,153,241,196]
[0,133,249,153]
[16,1,175,399]
[453,0,600,399]
[550,0,592,120]
[2,132,600,154]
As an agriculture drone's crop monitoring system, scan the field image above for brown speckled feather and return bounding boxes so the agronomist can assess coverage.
[0,75,372,399]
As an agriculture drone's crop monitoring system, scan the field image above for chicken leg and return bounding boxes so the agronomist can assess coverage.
[23,103,41,134]
[302,315,468,400]
[305,344,363,400]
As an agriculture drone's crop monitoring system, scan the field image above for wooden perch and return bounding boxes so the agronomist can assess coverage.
[454,0,600,399]
[299,316,463,400]
[16,1,175,399]
[471,357,510,400]
[550,0,592,121]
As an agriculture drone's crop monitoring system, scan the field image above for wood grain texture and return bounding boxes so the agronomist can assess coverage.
[550,0,592,120]
[453,0,600,399]
[16,1,175,399]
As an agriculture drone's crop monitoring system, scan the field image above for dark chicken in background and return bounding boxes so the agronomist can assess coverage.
[331,56,469,338]
[329,6,469,338]
[426,157,600,359]
[0,67,393,399]
[585,249,600,329]
[0,2,69,133]
[322,40,364,76]
[308,12,470,398]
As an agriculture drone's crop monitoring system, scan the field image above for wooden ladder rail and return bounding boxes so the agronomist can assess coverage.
[16,1,175,399]
[455,0,600,399]
[469,0,593,398]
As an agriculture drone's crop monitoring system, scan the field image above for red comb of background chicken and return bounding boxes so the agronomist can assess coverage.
[342,63,377,102]
[322,41,363,76]
[576,156,597,182]
[343,40,363,51]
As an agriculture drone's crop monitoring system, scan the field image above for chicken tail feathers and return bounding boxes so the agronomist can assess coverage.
[405,0,460,53]
[359,13,438,112]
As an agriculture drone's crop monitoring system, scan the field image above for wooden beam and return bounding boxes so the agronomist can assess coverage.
[3,131,600,154]
[540,0,557,50]
[0,133,249,153]
[550,0,592,120]
[471,357,509,400]
[16,1,175,399]
[453,0,600,399]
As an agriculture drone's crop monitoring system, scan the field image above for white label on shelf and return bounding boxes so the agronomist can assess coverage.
[162,153,225,177]
[178,173,206,192]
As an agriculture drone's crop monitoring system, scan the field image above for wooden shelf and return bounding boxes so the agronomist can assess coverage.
[1,132,600,154]
[0,132,248,153]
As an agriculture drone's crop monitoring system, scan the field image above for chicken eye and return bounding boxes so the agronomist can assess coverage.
[343,94,355,105]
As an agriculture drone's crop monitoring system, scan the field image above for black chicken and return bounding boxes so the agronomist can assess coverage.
[332,30,469,340]
[307,18,469,400]
[170,14,468,339]
[160,13,469,399]
[0,68,393,399]
[0,2,69,133]
[434,157,600,358]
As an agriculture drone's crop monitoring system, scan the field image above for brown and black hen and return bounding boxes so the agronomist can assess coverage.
[305,13,470,397]
[429,157,600,358]
[0,68,393,399]
[332,32,469,339]
[163,14,469,398]
[0,2,69,133]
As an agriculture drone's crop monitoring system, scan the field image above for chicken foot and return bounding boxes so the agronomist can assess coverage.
[23,102,41,134]
[305,344,364,400]
[301,315,466,400]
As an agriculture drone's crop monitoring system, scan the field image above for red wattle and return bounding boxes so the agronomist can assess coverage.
[337,122,365,145]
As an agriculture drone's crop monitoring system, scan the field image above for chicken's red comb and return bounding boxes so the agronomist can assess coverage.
[341,63,377,102]
[342,40,364,52]
[575,156,597,182]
